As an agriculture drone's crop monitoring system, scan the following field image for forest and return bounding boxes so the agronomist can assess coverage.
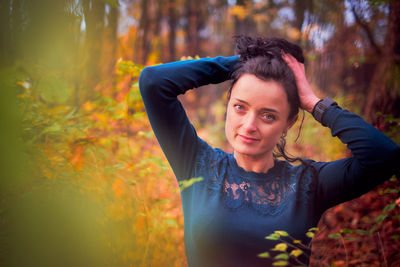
[0,0,399,266]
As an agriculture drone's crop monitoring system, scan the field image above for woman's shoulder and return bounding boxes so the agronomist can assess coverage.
[195,138,230,166]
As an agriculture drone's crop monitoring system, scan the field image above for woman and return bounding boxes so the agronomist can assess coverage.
[138,36,400,266]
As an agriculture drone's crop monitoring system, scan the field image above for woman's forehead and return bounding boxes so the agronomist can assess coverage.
[231,74,289,107]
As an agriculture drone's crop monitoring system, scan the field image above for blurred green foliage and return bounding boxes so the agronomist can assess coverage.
[1,0,399,266]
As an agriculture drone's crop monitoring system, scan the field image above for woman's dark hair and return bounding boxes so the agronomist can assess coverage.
[228,35,307,164]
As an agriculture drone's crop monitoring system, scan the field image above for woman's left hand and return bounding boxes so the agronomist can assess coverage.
[282,52,320,113]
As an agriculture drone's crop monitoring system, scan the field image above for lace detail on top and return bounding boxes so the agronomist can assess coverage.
[221,173,296,216]
[194,140,299,216]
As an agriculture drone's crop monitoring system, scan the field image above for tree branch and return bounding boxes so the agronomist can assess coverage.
[351,5,381,55]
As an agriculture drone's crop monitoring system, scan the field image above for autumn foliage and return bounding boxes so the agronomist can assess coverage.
[1,0,400,266]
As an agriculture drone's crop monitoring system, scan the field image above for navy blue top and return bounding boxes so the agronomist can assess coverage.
[138,56,400,266]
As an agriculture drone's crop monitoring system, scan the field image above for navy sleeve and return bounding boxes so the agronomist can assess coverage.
[138,56,239,181]
[314,105,400,211]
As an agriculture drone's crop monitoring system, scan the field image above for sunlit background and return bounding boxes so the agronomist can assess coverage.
[1,0,399,266]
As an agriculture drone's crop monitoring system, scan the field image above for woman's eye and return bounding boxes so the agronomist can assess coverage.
[262,113,275,122]
[234,104,244,111]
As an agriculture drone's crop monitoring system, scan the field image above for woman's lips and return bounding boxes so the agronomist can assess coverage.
[238,134,259,144]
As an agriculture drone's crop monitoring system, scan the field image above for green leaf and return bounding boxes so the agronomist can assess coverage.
[133,112,146,119]
[340,228,354,234]
[65,108,78,120]
[38,75,71,104]
[308,227,319,232]
[382,202,396,213]
[178,177,203,192]
[369,226,377,235]
[344,236,358,241]
[164,218,177,227]
[258,252,270,258]
[391,235,400,240]
[265,233,280,240]
[274,253,289,260]
[383,188,399,194]
[355,229,369,236]
[41,123,62,135]
[113,163,124,169]
[138,131,153,138]
[272,260,289,266]
[274,230,289,237]
[305,232,314,238]
[127,179,136,185]
[293,240,302,244]
[374,214,388,224]
[328,233,341,239]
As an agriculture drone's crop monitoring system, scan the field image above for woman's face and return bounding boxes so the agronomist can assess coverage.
[225,74,293,160]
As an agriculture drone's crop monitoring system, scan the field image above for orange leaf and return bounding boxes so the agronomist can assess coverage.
[70,145,84,170]
[113,179,124,198]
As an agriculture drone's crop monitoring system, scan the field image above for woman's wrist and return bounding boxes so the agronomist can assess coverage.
[303,96,321,113]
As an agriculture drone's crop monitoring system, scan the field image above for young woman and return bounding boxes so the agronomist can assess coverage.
[138,36,400,266]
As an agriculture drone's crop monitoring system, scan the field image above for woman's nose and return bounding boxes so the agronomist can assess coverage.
[242,113,257,133]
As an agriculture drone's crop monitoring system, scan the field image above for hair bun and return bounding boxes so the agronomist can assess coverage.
[234,35,304,63]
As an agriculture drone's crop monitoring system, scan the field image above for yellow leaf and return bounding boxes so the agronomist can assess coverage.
[253,13,270,23]
[274,230,289,236]
[273,260,289,266]
[271,243,288,252]
[288,27,301,40]
[290,249,303,257]
[306,232,314,238]
[147,51,160,65]
[229,5,248,20]
[83,101,94,112]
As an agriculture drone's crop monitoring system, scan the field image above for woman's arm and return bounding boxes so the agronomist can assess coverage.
[283,53,400,211]
[138,56,238,181]
[314,106,400,210]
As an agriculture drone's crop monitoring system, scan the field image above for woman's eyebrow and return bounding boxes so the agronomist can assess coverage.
[234,98,279,113]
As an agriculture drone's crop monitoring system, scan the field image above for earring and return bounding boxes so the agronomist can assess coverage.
[281,131,287,138]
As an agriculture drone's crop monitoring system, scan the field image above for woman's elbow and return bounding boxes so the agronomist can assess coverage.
[139,66,159,96]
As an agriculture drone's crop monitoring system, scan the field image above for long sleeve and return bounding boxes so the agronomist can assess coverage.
[138,56,239,181]
[314,105,400,212]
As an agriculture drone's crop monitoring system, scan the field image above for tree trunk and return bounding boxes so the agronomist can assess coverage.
[168,0,176,61]
[139,0,150,64]
[0,0,12,65]
[82,0,105,91]
[234,0,247,34]
[10,0,25,62]
[364,0,400,129]
[293,0,312,45]
[185,0,205,57]
[154,0,164,62]
[100,4,118,87]
[234,0,256,35]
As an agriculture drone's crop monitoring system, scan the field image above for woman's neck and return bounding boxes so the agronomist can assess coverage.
[233,152,274,173]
